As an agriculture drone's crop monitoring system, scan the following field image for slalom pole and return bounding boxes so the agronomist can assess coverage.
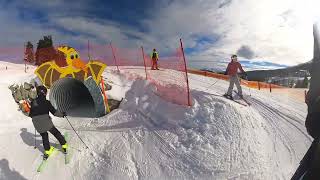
[141,46,148,80]
[110,42,119,71]
[180,38,191,106]
[65,116,89,149]
[34,128,37,149]
[24,42,27,73]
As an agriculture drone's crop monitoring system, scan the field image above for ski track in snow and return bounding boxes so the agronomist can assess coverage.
[0,63,311,180]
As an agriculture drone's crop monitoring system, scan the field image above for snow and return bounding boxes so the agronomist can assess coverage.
[0,61,310,180]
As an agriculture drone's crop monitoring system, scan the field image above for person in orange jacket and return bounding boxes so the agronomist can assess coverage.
[150,48,159,70]
[223,55,247,99]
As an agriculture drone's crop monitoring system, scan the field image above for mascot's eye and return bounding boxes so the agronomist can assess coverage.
[70,55,74,59]
[75,54,78,58]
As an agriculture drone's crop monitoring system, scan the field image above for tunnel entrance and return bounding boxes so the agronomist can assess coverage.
[49,78,96,118]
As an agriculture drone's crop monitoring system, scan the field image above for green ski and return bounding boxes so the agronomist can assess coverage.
[63,132,73,164]
[36,148,57,172]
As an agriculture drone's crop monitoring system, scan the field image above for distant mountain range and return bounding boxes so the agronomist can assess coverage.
[246,60,312,81]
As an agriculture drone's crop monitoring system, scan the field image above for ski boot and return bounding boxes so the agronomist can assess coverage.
[43,146,55,160]
[62,143,68,154]
[223,94,233,100]
[239,94,244,99]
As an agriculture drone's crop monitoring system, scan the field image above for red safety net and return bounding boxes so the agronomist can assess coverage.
[111,46,144,68]
[77,44,115,66]
[0,46,64,66]
[78,43,146,69]
[81,42,191,106]
[0,42,191,106]
[142,47,191,106]
[0,46,25,64]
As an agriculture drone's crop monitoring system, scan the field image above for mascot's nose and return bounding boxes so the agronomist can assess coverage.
[72,58,88,73]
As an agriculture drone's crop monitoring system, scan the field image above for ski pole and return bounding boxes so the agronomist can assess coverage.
[34,128,37,149]
[245,75,252,96]
[65,116,89,149]
[205,78,220,91]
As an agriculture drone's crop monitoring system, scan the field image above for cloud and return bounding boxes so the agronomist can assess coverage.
[237,45,255,59]
[144,0,320,68]
[0,0,320,70]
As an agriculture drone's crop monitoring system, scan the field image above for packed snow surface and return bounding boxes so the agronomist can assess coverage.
[0,62,310,180]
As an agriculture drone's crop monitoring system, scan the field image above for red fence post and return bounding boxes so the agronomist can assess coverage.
[110,43,119,71]
[258,81,260,90]
[180,38,191,106]
[101,76,110,113]
[141,46,148,80]
[24,42,27,73]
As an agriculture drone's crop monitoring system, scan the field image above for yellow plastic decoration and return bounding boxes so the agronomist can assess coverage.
[34,45,107,88]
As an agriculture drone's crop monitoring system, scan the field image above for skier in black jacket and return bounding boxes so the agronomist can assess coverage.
[29,85,68,159]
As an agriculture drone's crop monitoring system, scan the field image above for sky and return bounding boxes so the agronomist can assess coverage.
[0,0,320,70]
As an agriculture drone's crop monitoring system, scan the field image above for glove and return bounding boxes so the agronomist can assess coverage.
[243,72,248,80]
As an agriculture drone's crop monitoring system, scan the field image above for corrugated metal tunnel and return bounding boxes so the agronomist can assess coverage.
[49,77,105,118]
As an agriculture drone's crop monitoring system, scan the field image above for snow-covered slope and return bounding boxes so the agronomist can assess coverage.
[0,62,310,180]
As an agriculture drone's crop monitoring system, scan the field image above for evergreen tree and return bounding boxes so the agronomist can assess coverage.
[35,36,56,66]
[24,41,34,63]
[26,41,33,49]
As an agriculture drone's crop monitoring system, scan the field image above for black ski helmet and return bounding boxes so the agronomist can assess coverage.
[36,85,47,96]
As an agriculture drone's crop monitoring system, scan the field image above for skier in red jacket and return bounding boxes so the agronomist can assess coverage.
[223,55,247,99]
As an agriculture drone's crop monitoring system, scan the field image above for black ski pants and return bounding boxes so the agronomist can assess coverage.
[303,139,320,179]
[40,126,66,151]
[291,139,320,179]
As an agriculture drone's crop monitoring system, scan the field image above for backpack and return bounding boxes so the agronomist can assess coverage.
[152,52,157,59]
[19,100,31,116]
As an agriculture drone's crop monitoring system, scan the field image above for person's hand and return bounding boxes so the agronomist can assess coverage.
[243,72,248,80]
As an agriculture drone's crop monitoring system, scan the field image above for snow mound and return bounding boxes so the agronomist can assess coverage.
[0,63,309,180]
[64,80,278,179]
